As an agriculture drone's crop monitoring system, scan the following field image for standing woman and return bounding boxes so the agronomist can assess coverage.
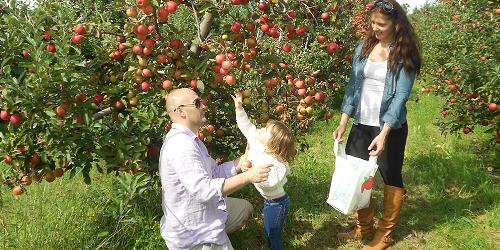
[332,0,421,249]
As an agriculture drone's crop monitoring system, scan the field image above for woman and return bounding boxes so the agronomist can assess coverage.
[332,0,421,249]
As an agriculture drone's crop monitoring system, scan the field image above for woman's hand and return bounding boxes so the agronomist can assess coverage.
[332,123,347,142]
[368,124,391,156]
[332,113,350,142]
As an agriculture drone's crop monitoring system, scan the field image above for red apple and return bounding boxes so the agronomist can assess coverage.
[157,54,168,63]
[221,60,232,70]
[141,81,152,91]
[258,2,267,10]
[326,42,338,54]
[46,43,56,53]
[206,124,216,133]
[73,24,86,35]
[45,171,56,182]
[463,127,471,134]
[304,96,314,104]
[316,35,326,44]
[55,105,66,117]
[488,103,497,111]
[295,80,305,88]
[142,5,154,15]
[215,54,226,65]
[4,155,12,164]
[314,91,325,101]
[142,68,152,77]
[0,110,10,121]
[260,24,270,32]
[10,113,22,125]
[92,94,104,104]
[162,80,173,89]
[282,43,291,53]
[231,21,242,33]
[224,74,236,85]
[275,104,285,113]
[118,43,127,51]
[54,167,64,177]
[21,175,32,185]
[71,35,84,44]
[21,50,30,58]
[198,131,205,141]
[144,38,156,48]
[321,12,330,20]
[242,160,252,169]
[297,88,307,96]
[136,24,148,35]
[12,186,23,195]
[132,45,143,55]
[166,1,178,13]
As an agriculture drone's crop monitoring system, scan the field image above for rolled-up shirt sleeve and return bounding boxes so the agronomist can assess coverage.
[170,141,225,204]
[212,161,237,178]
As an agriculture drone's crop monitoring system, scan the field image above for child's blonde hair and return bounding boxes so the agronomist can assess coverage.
[265,120,296,163]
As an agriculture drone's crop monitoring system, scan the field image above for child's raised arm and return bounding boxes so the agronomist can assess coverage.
[232,92,257,140]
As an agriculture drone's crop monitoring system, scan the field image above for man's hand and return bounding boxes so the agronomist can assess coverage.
[231,91,243,111]
[244,163,271,183]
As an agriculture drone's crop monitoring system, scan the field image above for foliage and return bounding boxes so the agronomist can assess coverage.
[412,0,499,142]
[0,0,372,192]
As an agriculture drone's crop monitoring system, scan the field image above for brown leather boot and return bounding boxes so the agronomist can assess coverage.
[337,197,376,240]
[363,185,406,250]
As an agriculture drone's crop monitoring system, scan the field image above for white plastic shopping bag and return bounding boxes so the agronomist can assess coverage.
[326,140,378,215]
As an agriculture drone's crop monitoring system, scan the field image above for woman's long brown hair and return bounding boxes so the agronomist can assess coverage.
[360,0,422,75]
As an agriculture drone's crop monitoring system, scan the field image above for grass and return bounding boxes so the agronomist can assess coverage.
[1,91,499,249]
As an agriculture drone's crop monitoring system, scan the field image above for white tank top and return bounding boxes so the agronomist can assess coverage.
[359,59,387,126]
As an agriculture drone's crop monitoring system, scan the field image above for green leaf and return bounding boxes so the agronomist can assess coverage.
[197,80,205,93]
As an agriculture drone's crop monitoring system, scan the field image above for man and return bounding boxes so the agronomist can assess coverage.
[160,88,271,250]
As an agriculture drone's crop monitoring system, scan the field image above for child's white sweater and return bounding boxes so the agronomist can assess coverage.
[236,109,290,200]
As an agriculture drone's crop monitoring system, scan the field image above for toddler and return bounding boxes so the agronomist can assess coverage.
[232,92,295,250]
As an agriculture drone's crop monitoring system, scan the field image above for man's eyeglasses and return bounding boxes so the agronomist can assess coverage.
[176,98,202,110]
[372,0,395,14]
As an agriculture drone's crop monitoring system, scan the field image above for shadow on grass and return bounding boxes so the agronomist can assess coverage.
[393,149,498,244]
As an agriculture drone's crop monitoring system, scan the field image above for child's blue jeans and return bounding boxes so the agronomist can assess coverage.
[263,194,290,250]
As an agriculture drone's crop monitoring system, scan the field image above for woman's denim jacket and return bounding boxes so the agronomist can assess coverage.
[340,43,416,129]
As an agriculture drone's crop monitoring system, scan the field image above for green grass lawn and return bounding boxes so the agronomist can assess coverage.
[1,92,499,249]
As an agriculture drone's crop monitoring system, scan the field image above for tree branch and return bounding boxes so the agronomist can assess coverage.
[189,11,214,55]
[92,107,114,120]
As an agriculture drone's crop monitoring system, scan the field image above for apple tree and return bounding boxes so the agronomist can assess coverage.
[0,0,371,195]
[413,0,499,142]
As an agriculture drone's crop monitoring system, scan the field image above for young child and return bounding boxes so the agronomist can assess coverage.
[232,92,295,250]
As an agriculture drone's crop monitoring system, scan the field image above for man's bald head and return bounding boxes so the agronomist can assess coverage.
[165,88,197,113]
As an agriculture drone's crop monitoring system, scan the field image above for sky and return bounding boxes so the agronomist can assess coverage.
[396,0,437,13]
